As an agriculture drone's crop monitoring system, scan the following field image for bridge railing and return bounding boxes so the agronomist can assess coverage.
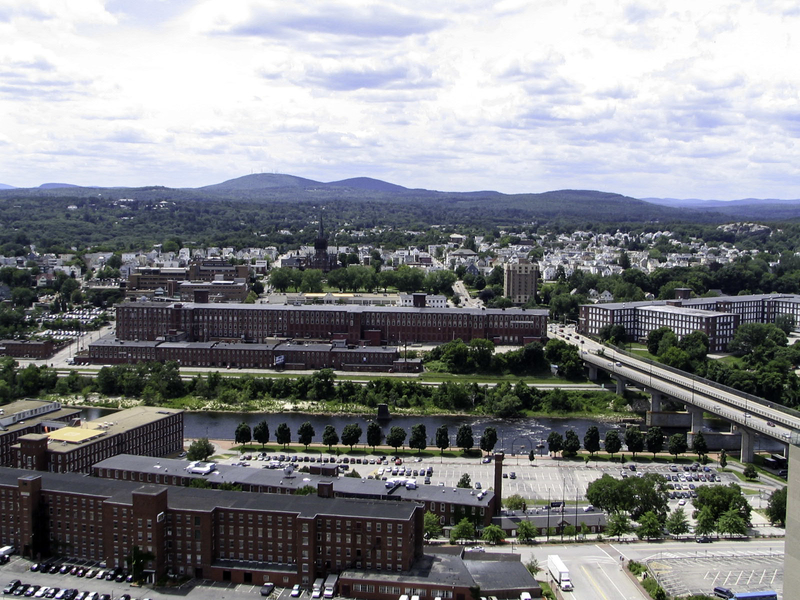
[605,343,800,423]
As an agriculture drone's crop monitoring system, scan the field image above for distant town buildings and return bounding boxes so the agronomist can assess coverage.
[578,292,800,352]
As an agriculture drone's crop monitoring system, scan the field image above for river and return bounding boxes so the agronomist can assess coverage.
[81,407,777,454]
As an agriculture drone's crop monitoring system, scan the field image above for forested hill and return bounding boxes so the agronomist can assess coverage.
[0,173,795,250]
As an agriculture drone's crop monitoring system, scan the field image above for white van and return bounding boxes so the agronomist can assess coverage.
[399,595,410,600]
[520,593,532,600]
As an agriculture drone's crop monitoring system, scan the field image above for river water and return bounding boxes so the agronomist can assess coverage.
[81,407,775,454]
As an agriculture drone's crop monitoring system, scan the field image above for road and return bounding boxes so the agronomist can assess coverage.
[484,538,784,599]
[556,324,799,445]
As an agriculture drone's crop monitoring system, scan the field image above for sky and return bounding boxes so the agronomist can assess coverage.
[1,0,799,200]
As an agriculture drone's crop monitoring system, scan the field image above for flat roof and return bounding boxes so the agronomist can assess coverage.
[93,455,494,507]
[0,466,418,520]
[43,406,182,452]
[638,305,737,318]
[48,428,106,443]
[121,301,548,318]
[342,551,474,588]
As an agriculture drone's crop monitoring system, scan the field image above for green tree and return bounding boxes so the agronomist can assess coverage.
[743,463,758,480]
[479,427,498,454]
[691,431,708,459]
[300,269,324,293]
[435,424,450,455]
[186,438,214,461]
[766,486,787,527]
[188,478,212,489]
[716,508,748,538]
[297,421,316,449]
[719,448,727,469]
[456,424,474,452]
[409,423,427,453]
[547,431,563,456]
[646,426,664,458]
[322,424,339,451]
[665,507,690,538]
[517,521,536,543]
[450,518,476,544]
[423,511,443,539]
[694,483,752,524]
[563,429,581,457]
[295,485,317,496]
[269,267,293,293]
[694,505,716,537]
[584,426,601,457]
[386,426,407,451]
[341,423,362,450]
[636,511,663,540]
[253,421,270,447]
[235,422,252,448]
[646,326,673,355]
[503,494,527,512]
[604,430,622,459]
[606,512,631,541]
[481,524,506,545]
[367,421,383,450]
[457,473,472,489]
[276,422,291,449]
[625,427,645,458]
[668,433,688,459]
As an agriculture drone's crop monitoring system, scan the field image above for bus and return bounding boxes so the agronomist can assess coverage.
[770,454,788,468]
[733,591,778,600]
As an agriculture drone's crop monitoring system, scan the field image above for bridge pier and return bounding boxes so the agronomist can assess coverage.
[688,405,704,433]
[646,411,692,428]
[740,428,755,463]
[650,391,663,412]
[615,375,626,396]
[587,365,598,381]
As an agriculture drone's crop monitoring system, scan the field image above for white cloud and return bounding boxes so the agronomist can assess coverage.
[0,0,799,199]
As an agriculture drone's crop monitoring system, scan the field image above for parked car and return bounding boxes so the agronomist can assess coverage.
[260,584,274,597]
[290,584,302,597]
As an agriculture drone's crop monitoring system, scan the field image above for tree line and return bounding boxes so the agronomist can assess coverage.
[224,421,505,456]
[545,425,708,462]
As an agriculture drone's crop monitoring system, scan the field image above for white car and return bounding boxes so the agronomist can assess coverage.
[291,585,302,597]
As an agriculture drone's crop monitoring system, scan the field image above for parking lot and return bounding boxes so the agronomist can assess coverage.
[217,449,746,510]
[646,551,783,598]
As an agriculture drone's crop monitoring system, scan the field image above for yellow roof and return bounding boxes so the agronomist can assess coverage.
[47,427,105,443]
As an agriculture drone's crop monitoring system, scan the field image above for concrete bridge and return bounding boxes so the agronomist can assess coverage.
[557,326,800,462]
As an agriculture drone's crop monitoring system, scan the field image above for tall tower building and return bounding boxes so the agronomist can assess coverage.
[503,260,538,304]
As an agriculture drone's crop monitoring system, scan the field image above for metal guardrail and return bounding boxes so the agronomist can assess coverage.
[607,343,800,422]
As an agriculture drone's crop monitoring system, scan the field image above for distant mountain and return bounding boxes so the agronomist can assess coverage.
[0,184,15,190]
[641,196,800,220]
[39,183,80,189]
[326,177,408,192]
[198,173,323,192]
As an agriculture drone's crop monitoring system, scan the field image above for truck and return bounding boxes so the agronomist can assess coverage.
[0,545,15,557]
[547,554,573,591]
[311,578,325,599]
[323,574,338,599]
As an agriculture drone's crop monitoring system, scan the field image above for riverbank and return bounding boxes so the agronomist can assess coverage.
[60,392,639,423]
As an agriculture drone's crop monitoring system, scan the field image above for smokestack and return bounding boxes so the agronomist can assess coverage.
[493,453,504,515]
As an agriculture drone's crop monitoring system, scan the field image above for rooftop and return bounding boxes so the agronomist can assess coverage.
[122,301,548,318]
[93,454,495,507]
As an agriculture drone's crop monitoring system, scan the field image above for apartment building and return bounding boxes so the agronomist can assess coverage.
[84,337,420,373]
[11,406,184,474]
[0,468,422,586]
[114,301,548,347]
[503,261,538,305]
[578,293,800,352]
[92,454,497,527]
[0,400,81,467]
